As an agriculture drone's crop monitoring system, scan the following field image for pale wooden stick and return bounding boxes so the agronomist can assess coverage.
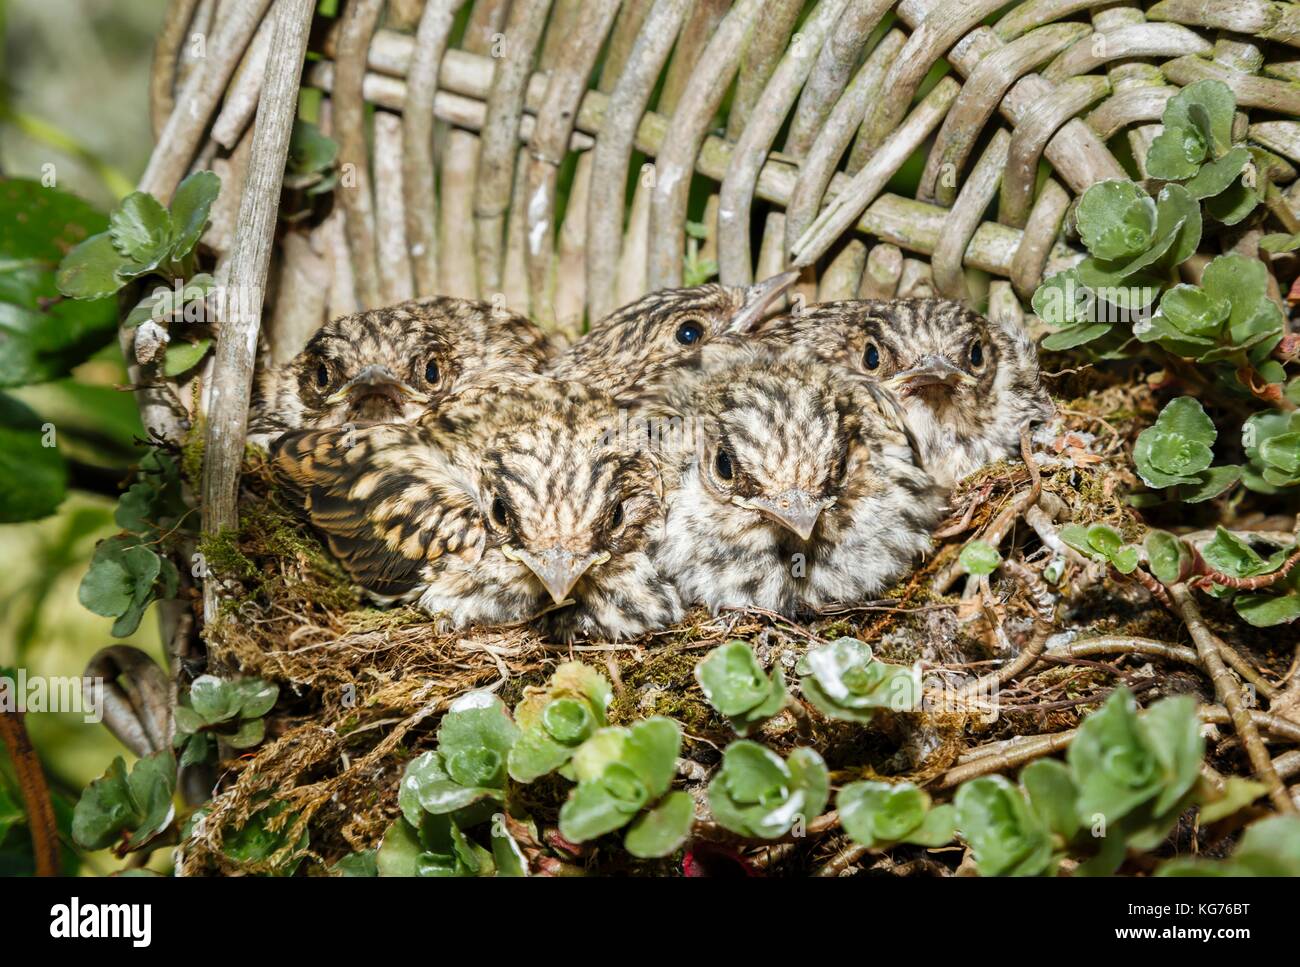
[201,0,314,621]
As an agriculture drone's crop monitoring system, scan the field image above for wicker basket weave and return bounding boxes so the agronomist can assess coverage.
[143,0,1300,354]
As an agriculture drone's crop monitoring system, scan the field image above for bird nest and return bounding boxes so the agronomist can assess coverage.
[180,391,1206,876]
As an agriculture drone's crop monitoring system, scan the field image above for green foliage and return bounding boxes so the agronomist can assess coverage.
[956,775,1057,876]
[1134,256,1282,377]
[197,799,309,876]
[1131,397,1240,500]
[172,675,279,766]
[561,717,693,858]
[1243,408,1300,491]
[402,692,518,821]
[0,394,66,522]
[706,741,828,839]
[72,749,176,852]
[77,450,187,636]
[0,179,119,388]
[838,780,955,850]
[508,661,611,782]
[954,691,1206,876]
[1144,529,1193,585]
[694,641,787,735]
[795,636,920,723]
[1199,528,1300,627]
[1159,816,1300,876]
[56,171,219,300]
[958,540,1001,576]
[1059,523,1141,573]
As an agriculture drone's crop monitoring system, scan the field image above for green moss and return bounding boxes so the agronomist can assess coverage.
[609,648,715,734]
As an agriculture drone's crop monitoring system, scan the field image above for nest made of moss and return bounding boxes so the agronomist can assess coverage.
[175,394,1287,877]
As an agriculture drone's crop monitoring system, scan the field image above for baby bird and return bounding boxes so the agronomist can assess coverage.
[270,379,682,641]
[754,300,1053,488]
[547,272,797,394]
[629,342,943,616]
[250,296,551,443]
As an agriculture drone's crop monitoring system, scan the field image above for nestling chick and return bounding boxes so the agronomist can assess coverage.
[629,342,943,616]
[547,272,797,394]
[270,380,682,641]
[754,300,1053,488]
[250,296,551,443]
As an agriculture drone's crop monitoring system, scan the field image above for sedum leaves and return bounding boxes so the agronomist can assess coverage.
[795,636,920,723]
[706,742,829,840]
[955,690,1205,877]
[838,781,955,850]
[172,675,279,767]
[1131,396,1240,500]
[508,661,611,782]
[560,717,693,858]
[694,641,787,735]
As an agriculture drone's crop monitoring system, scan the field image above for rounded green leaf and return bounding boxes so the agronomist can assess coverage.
[695,641,771,717]
[167,170,221,260]
[958,540,1001,576]
[955,775,1054,877]
[838,780,928,847]
[542,697,594,746]
[190,674,239,723]
[109,191,171,264]
[1144,530,1188,585]
[624,791,694,858]
[1159,284,1229,339]
[1076,180,1155,261]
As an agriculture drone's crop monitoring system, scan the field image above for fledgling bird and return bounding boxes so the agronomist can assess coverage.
[628,341,944,616]
[270,379,682,641]
[547,272,798,394]
[754,300,1053,489]
[250,296,551,444]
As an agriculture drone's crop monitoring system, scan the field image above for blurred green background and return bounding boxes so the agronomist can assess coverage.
[2,0,169,872]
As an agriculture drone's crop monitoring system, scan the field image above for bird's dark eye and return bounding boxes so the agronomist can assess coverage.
[863,343,880,370]
[315,362,330,388]
[969,340,984,368]
[610,502,624,529]
[675,319,704,345]
[491,497,509,527]
[425,358,440,384]
[715,449,734,481]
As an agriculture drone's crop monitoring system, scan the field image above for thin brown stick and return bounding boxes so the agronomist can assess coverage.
[1170,584,1295,813]
[0,708,61,876]
[1193,548,1300,592]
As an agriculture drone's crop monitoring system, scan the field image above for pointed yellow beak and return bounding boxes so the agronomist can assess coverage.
[507,547,611,606]
[325,364,429,406]
[747,490,832,541]
[727,269,801,334]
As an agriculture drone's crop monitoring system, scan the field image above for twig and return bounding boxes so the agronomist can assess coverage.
[200,0,314,621]
[1192,548,1300,592]
[0,707,61,876]
[1170,584,1295,813]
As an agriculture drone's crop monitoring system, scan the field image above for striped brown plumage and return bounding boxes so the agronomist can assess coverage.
[626,340,944,616]
[754,300,1053,488]
[251,296,552,444]
[270,378,681,640]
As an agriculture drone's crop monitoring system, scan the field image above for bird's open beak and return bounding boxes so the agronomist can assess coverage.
[325,364,430,407]
[507,547,611,606]
[887,355,976,396]
[726,269,801,334]
[747,490,832,541]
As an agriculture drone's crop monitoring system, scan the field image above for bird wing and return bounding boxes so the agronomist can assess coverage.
[270,423,486,599]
